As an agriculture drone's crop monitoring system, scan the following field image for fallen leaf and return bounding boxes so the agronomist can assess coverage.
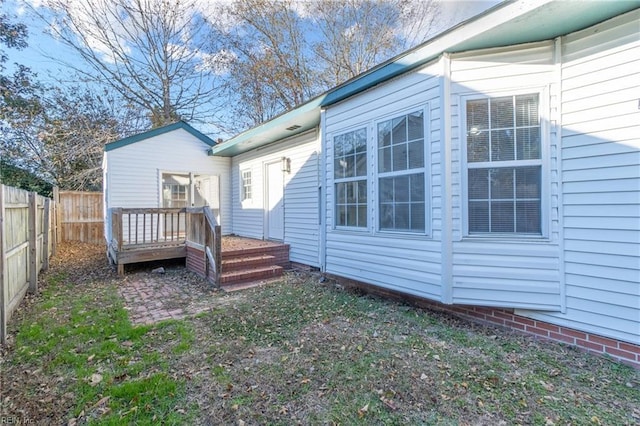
[380,397,397,411]
[91,396,110,409]
[358,403,369,418]
[89,373,103,386]
[540,380,555,391]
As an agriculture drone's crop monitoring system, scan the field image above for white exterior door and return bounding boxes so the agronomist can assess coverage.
[195,175,221,224]
[266,161,284,241]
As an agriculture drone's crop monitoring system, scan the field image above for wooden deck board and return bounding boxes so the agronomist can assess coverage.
[111,235,285,276]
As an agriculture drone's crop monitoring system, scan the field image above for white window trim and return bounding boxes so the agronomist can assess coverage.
[330,125,370,232]
[373,104,431,236]
[240,168,252,202]
[460,87,550,240]
[159,170,191,208]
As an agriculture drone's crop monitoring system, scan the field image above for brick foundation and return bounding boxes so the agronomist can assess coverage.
[186,244,207,278]
[327,274,640,369]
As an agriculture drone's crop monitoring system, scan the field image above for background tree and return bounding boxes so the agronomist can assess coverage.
[34,0,223,128]
[1,3,49,193]
[212,0,316,130]
[212,0,439,129]
[3,83,145,191]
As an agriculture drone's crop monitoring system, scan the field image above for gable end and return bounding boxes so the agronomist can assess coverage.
[105,121,216,152]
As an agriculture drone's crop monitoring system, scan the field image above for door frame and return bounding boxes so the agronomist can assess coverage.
[263,160,285,241]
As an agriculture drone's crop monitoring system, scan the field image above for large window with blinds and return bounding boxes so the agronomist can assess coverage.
[465,93,542,235]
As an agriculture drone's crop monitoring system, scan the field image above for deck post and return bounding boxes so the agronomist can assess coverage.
[112,208,124,275]
[213,224,221,285]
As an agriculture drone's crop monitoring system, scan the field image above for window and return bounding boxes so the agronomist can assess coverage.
[162,173,189,208]
[377,110,426,232]
[334,128,367,228]
[241,170,252,201]
[465,93,542,235]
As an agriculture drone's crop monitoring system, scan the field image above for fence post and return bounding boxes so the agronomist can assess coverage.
[43,198,51,271]
[53,186,61,246]
[28,192,38,293]
[0,185,6,345]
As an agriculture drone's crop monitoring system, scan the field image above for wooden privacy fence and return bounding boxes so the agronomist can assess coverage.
[56,190,104,244]
[0,184,55,345]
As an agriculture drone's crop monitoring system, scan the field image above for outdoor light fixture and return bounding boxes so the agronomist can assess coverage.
[281,156,291,173]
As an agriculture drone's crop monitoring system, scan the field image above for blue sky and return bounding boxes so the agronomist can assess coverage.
[4,0,499,80]
[2,0,500,136]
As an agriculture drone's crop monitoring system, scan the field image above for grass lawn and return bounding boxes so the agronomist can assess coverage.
[1,244,639,425]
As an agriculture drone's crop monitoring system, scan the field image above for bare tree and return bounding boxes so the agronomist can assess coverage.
[213,0,440,129]
[32,0,222,128]
[211,0,317,129]
[307,0,402,88]
[3,83,145,190]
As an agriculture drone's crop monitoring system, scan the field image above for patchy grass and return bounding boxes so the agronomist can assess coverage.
[4,276,197,425]
[1,243,639,425]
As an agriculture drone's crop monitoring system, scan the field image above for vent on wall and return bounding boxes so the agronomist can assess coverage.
[286,125,301,131]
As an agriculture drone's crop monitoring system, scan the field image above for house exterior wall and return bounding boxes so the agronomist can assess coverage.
[321,9,639,347]
[323,63,443,300]
[448,42,562,310]
[103,128,231,242]
[231,130,320,267]
[517,10,640,345]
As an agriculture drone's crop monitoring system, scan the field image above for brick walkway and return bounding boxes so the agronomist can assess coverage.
[118,270,217,325]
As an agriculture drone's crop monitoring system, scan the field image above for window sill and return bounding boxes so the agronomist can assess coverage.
[461,234,552,244]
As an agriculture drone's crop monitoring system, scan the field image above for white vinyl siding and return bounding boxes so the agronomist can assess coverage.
[324,63,442,299]
[231,130,320,267]
[449,42,561,310]
[104,128,231,241]
[519,10,640,344]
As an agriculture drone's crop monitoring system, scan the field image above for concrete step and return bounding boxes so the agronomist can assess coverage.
[220,265,284,287]
[222,254,277,272]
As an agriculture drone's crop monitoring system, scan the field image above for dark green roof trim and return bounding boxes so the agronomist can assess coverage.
[104,120,216,152]
[208,97,324,157]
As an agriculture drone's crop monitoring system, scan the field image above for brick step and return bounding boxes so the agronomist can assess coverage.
[222,254,277,272]
[220,265,284,286]
[222,245,290,269]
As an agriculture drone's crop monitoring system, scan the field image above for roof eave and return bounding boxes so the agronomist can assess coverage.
[104,120,216,152]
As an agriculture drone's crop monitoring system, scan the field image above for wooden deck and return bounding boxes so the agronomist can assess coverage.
[109,207,220,278]
[108,207,289,287]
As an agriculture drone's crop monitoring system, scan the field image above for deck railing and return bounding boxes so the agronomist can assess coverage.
[185,206,221,286]
[110,207,221,285]
[111,207,187,251]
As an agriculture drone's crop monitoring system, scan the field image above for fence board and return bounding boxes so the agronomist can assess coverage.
[0,185,55,345]
[59,191,104,244]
